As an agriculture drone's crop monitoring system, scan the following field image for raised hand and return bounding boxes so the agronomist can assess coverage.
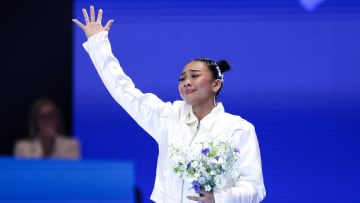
[72,5,114,38]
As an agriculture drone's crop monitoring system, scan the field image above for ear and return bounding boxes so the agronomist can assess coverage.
[212,79,222,93]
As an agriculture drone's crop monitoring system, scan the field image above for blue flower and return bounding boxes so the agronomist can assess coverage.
[201,148,210,155]
[186,162,191,169]
[192,181,201,193]
[234,148,240,153]
[215,155,220,161]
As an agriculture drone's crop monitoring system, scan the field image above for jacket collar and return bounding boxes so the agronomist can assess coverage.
[183,102,225,131]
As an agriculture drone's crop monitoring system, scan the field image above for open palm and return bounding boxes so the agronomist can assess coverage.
[72,5,114,38]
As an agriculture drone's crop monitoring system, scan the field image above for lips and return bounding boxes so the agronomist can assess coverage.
[184,89,195,95]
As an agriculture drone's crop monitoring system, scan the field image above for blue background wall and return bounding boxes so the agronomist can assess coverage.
[73,0,360,202]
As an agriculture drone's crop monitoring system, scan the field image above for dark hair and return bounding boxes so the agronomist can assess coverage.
[191,57,231,97]
[28,97,65,138]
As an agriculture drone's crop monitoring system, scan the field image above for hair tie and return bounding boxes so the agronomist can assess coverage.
[215,65,223,81]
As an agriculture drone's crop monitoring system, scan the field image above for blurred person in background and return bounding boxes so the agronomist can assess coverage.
[14,97,80,159]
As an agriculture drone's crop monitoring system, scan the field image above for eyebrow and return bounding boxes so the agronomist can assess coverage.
[180,69,201,76]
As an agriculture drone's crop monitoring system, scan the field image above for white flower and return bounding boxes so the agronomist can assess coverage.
[184,173,195,182]
[214,175,227,189]
[204,184,212,192]
[210,170,217,176]
[191,160,199,168]
[198,176,206,185]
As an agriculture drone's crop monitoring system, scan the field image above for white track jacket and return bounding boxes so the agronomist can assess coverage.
[83,31,266,203]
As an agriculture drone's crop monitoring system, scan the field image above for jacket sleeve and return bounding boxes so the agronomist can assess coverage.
[214,125,266,203]
[82,31,172,143]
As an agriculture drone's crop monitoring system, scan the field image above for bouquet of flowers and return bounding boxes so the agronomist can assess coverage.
[169,140,241,194]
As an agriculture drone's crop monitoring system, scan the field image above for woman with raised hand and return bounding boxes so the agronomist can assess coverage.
[73,5,265,203]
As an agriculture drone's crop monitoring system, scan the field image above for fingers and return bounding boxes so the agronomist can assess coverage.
[104,19,115,31]
[97,8,103,24]
[82,8,90,24]
[72,19,85,29]
[90,5,96,22]
[187,193,214,203]
[187,195,201,201]
[75,5,114,34]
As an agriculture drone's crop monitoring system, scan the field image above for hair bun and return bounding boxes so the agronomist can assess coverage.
[217,60,231,73]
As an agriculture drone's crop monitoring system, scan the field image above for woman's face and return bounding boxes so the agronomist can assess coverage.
[36,103,58,136]
[178,61,219,106]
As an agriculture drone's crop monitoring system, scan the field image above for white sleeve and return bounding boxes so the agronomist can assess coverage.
[82,31,172,143]
[214,125,266,203]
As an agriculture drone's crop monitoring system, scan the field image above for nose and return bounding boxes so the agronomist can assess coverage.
[183,79,191,87]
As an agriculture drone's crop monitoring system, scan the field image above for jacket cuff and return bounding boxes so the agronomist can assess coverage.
[82,31,109,52]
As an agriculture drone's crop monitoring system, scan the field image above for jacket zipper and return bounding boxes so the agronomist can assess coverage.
[181,121,200,202]
[189,121,200,146]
